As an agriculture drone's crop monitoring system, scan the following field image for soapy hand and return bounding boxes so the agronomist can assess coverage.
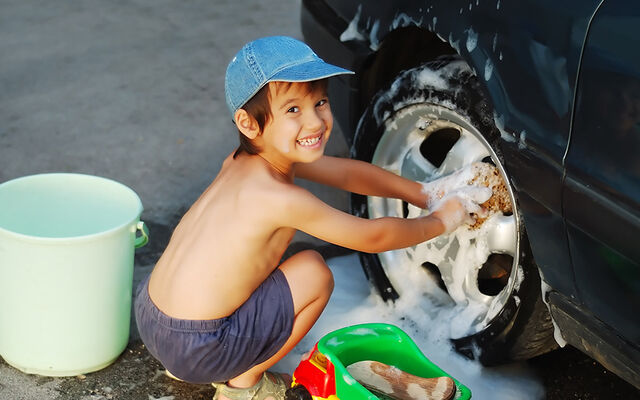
[430,196,473,234]
[422,162,492,210]
[450,185,493,216]
[430,187,493,234]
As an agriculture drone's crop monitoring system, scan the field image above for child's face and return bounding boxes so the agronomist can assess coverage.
[261,81,333,164]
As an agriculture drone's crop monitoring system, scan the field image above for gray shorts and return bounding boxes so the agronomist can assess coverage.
[134,269,294,384]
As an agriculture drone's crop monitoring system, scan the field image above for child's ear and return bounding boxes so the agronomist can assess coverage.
[234,109,260,140]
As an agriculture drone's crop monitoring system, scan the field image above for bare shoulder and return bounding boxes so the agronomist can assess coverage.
[247,174,309,212]
[224,156,305,207]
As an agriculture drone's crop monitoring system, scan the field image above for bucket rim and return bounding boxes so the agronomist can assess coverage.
[0,172,144,243]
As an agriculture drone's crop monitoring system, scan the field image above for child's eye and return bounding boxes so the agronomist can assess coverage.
[316,99,328,107]
[287,106,300,113]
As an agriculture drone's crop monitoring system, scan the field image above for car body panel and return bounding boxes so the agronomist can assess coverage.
[564,0,640,344]
[321,0,599,158]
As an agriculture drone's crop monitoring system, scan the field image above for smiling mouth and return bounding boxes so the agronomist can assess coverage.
[297,135,322,147]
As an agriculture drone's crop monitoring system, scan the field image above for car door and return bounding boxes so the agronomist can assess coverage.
[563,0,640,344]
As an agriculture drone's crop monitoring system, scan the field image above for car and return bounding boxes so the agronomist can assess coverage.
[300,0,640,389]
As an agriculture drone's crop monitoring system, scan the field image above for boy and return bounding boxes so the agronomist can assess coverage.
[135,36,490,400]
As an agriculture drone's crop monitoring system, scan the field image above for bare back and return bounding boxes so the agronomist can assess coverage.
[147,152,297,320]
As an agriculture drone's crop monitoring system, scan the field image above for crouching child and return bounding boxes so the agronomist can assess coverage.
[135,36,491,400]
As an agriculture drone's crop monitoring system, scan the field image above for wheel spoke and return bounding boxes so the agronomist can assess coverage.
[436,131,491,176]
[419,233,483,304]
[481,214,517,255]
[401,144,438,182]
[406,203,427,219]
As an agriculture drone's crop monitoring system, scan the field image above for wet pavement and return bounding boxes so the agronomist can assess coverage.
[1,0,639,398]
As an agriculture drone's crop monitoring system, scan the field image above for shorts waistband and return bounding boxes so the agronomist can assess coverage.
[138,276,228,332]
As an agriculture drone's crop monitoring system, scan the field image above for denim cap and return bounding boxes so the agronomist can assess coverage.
[225,36,354,118]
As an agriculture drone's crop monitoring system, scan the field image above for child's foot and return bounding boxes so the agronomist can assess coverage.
[213,372,290,400]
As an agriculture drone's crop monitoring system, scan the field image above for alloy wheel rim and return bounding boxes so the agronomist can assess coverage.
[368,103,520,337]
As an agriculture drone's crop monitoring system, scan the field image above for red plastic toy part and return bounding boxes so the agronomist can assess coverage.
[291,344,337,399]
[287,323,472,400]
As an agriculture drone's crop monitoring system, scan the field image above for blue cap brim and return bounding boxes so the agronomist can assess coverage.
[270,59,354,82]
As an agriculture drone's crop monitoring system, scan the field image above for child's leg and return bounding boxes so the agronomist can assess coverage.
[226,250,334,391]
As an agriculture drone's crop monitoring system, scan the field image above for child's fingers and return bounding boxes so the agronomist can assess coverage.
[474,205,490,219]
[466,186,493,203]
[452,186,493,208]
[421,163,493,209]
[432,195,475,233]
[461,199,482,214]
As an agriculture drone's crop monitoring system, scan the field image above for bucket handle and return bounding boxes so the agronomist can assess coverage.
[134,221,149,248]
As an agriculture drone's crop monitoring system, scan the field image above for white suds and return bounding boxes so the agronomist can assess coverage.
[369,20,381,50]
[277,254,545,400]
[340,5,366,42]
[484,58,494,81]
[539,273,568,347]
[466,27,478,52]
[518,130,527,150]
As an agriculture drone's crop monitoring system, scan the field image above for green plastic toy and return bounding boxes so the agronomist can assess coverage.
[286,323,472,399]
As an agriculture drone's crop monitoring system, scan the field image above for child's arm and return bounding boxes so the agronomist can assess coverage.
[295,156,428,208]
[279,185,475,253]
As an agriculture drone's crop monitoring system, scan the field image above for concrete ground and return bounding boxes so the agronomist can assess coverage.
[1,1,639,399]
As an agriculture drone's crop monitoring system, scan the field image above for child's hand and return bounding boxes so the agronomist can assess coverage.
[450,186,493,217]
[430,196,472,234]
[431,187,492,233]
[422,162,491,210]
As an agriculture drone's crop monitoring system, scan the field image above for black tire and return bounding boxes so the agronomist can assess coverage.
[285,385,313,400]
[350,58,557,365]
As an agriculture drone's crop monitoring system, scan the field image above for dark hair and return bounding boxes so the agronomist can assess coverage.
[233,79,329,158]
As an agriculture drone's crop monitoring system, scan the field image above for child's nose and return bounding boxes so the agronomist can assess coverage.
[304,109,325,131]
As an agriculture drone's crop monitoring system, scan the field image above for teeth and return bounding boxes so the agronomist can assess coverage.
[297,136,320,146]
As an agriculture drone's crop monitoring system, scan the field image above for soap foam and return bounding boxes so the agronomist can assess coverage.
[276,254,545,399]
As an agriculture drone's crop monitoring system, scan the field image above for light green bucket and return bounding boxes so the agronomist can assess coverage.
[0,173,148,376]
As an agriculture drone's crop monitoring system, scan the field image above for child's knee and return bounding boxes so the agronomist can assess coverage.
[306,250,333,283]
[317,261,334,295]
[294,250,334,292]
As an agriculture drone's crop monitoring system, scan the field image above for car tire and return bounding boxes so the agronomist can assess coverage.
[285,385,313,400]
[350,57,558,365]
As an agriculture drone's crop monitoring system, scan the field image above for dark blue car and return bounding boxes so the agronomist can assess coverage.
[301,0,639,388]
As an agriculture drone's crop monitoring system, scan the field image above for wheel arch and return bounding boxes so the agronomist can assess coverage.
[356,25,505,133]
[353,25,514,168]
[357,26,457,113]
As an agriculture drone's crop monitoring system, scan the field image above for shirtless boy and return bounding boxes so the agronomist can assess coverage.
[135,36,491,400]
